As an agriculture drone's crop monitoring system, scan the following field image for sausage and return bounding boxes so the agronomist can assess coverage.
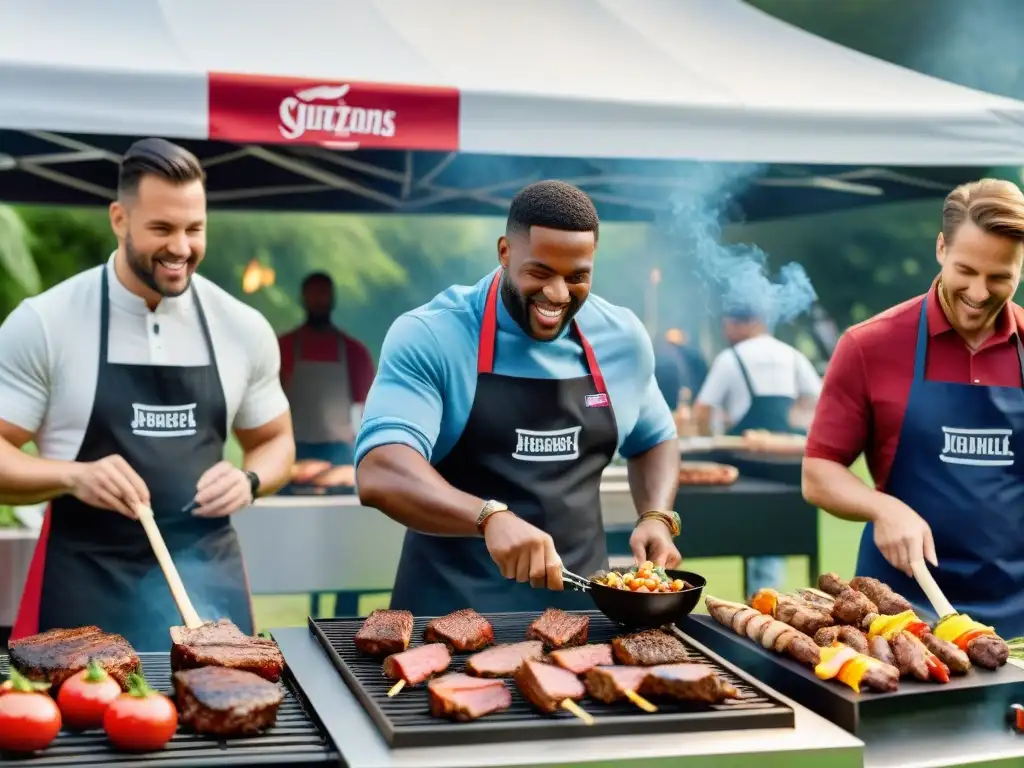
[869,636,896,667]
[968,635,1010,669]
[813,627,840,647]
[849,576,913,615]
[921,633,971,675]
[861,662,900,692]
[818,572,847,597]
[831,588,878,626]
[837,626,870,655]
[775,600,834,636]
[891,632,929,680]
[785,635,821,666]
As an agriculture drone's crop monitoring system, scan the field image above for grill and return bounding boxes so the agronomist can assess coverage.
[0,653,337,767]
[310,610,794,748]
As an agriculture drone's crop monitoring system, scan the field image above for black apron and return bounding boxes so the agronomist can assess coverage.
[13,267,254,651]
[389,271,619,616]
[726,347,803,436]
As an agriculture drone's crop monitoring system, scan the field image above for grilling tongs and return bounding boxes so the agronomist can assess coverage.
[135,503,205,630]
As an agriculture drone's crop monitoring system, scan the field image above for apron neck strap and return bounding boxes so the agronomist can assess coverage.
[477,271,607,394]
[914,297,1024,387]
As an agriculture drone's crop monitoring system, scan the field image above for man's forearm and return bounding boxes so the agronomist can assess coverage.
[626,439,680,515]
[0,439,76,505]
[242,431,295,497]
[802,457,882,523]
[357,444,484,536]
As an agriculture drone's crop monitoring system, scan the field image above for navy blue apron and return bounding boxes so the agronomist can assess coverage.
[725,347,798,436]
[855,299,1024,637]
[388,271,618,616]
[14,266,254,651]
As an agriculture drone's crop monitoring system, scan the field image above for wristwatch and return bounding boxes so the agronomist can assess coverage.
[476,500,509,534]
[244,470,261,501]
[638,509,681,538]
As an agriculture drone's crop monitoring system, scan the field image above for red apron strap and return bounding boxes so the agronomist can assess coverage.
[11,503,53,641]
[478,269,607,395]
[477,271,502,374]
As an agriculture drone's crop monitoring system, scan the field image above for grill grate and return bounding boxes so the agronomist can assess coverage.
[310,610,794,748]
[0,653,337,767]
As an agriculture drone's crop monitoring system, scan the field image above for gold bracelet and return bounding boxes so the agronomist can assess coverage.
[637,509,681,537]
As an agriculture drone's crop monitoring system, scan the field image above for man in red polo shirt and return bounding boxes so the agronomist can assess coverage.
[278,272,375,468]
[803,178,1024,636]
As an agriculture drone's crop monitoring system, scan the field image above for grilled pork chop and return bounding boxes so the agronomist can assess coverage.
[170,620,284,683]
[424,609,494,652]
[354,610,414,658]
[173,666,283,736]
[514,659,585,713]
[526,609,589,649]
[428,673,512,721]
[612,630,690,666]
[466,641,544,677]
[8,626,138,689]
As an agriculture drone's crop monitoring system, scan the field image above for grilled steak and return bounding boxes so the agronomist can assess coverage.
[424,609,494,652]
[514,659,585,713]
[584,665,649,703]
[173,666,283,736]
[354,609,413,658]
[170,620,284,683]
[382,643,451,685]
[548,643,613,675]
[612,630,690,666]
[466,641,544,677]
[921,633,971,675]
[526,608,589,649]
[9,626,139,689]
[639,664,739,704]
[428,673,511,721]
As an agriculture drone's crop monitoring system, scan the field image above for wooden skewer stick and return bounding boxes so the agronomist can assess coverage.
[135,503,203,629]
[910,559,956,621]
[624,689,658,713]
[387,679,406,697]
[560,698,594,725]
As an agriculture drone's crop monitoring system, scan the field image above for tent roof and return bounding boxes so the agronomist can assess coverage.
[2,0,1024,165]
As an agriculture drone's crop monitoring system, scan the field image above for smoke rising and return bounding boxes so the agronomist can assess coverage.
[659,163,818,329]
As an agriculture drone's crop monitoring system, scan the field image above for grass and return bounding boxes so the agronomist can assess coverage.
[251,460,870,631]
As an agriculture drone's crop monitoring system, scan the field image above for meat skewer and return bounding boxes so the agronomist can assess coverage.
[749,588,835,636]
[466,641,544,677]
[548,644,614,675]
[639,663,740,704]
[583,666,658,712]
[514,660,594,725]
[428,673,512,721]
[382,642,452,697]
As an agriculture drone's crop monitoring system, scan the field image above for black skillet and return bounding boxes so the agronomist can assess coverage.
[565,567,707,628]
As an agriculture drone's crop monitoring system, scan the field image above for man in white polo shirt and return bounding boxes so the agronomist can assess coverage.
[0,138,295,650]
[693,304,821,596]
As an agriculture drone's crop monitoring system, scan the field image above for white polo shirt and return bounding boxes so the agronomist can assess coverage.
[0,254,289,461]
[696,334,821,426]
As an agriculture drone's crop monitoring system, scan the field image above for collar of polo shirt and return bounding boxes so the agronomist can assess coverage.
[105,252,195,317]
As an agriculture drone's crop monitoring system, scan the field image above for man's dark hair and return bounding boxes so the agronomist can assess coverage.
[302,271,334,290]
[506,180,599,242]
[117,138,205,200]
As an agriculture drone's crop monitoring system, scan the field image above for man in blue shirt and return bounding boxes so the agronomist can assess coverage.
[356,181,682,615]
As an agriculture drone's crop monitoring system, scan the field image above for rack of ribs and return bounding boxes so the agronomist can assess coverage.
[514,660,593,724]
[465,641,544,677]
[170,619,285,683]
[8,627,139,689]
[381,643,451,695]
[353,610,414,658]
[612,629,690,666]
[526,608,589,650]
[173,666,283,736]
[427,673,512,721]
[424,609,494,652]
[548,643,613,675]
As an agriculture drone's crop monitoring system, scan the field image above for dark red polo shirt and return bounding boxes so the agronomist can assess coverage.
[278,327,376,402]
[806,283,1024,489]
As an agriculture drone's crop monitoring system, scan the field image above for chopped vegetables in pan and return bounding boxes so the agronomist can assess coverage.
[592,561,690,593]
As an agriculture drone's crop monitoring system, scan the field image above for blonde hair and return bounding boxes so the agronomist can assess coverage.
[942,178,1024,245]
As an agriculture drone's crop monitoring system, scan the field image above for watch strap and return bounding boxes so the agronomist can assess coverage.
[244,470,261,500]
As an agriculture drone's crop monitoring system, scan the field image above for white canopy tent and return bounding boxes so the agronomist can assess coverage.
[0,0,1020,218]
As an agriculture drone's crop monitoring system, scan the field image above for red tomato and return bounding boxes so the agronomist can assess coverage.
[57,660,123,730]
[0,669,62,753]
[103,673,177,752]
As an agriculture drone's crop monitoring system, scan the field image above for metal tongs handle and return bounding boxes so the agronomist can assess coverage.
[562,567,591,592]
[910,559,956,621]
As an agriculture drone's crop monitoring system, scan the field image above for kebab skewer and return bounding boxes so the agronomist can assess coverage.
[705,595,898,692]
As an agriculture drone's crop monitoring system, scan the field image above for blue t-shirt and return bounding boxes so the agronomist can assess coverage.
[354,268,677,467]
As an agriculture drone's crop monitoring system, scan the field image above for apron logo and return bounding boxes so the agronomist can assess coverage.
[585,393,610,408]
[512,426,582,463]
[131,403,198,438]
[940,426,1014,467]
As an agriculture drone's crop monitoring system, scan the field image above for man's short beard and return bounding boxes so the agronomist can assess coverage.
[125,233,191,298]
[499,269,583,340]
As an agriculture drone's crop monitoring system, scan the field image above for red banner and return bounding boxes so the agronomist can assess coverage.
[208,72,460,151]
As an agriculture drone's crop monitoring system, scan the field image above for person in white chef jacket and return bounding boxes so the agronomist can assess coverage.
[0,138,295,651]
[693,305,822,596]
